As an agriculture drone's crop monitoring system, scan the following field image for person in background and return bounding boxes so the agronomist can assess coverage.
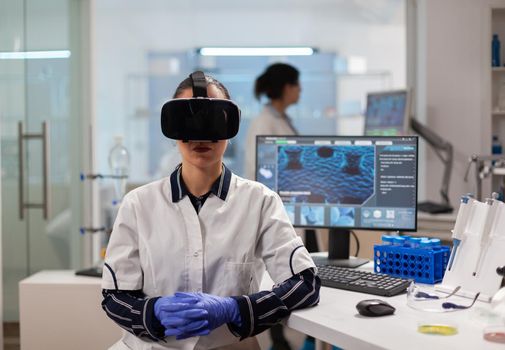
[101,72,320,350]
[245,64,319,350]
[245,63,300,181]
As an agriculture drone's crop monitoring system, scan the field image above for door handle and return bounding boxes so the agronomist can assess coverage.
[18,122,24,220]
[18,121,51,220]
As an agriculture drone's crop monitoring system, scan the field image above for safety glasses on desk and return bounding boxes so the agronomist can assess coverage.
[409,284,462,300]
[407,282,480,312]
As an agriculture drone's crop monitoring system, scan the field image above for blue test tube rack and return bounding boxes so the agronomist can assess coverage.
[374,239,451,284]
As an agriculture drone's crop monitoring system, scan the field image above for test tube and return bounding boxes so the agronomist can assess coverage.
[408,237,422,249]
[419,239,432,250]
[381,235,394,245]
[393,236,406,246]
[429,238,441,247]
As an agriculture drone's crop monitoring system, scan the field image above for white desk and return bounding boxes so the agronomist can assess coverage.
[19,270,121,350]
[261,263,503,350]
[20,269,503,350]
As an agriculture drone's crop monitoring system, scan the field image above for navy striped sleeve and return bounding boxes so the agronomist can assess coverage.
[101,289,165,341]
[228,268,320,339]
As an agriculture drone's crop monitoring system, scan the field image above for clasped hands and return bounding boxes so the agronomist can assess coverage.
[154,292,241,340]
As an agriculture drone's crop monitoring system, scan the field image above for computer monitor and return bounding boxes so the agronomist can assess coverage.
[256,135,418,267]
[364,90,411,136]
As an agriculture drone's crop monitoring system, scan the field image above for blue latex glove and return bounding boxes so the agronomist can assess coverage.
[173,292,242,332]
[154,295,199,322]
[155,294,210,338]
[164,318,210,338]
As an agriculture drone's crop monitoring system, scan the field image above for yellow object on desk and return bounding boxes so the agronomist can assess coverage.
[417,324,458,336]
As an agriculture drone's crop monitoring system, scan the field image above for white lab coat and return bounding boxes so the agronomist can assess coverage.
[102,172,315,350]
[244,104,296,181]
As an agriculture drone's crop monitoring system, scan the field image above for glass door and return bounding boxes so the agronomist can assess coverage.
[0,0,86,321]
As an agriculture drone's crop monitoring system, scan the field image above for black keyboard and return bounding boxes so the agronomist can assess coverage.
[75,267,102,278]
[317,265,411,297]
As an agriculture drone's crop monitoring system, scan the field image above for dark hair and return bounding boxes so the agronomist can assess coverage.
[254,63,300,100]
[173,73,231,99]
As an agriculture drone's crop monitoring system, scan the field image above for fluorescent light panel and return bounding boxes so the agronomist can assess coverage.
[0,50,71,59]
[199,47,314,56]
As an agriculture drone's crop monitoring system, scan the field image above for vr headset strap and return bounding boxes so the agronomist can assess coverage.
[185,71,217,142]
[190,71,208,97]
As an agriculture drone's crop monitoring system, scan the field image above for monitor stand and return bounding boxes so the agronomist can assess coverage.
[310,229,369,268]
[418,200,453,214]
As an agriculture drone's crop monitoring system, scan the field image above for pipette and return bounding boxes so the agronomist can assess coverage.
[473,193,501,277]
[447,194,475,271]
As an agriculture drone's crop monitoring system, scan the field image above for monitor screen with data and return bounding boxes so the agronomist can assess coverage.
[255,135,418,231]
[364,90,410,136]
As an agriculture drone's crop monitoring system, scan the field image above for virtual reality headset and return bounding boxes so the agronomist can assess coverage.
[161,71,241,142]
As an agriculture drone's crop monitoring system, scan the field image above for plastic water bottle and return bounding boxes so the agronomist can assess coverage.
[492,135,503,167]
[108,136,130,200]
[493,135,503,155]
[493,34,501,67]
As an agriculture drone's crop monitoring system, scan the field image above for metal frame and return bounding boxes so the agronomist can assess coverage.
[464,154,505,200]
[18,121,51,220]
[410,117,453,206]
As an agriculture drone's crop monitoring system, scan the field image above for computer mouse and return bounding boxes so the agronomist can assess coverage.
[356,299,396,317]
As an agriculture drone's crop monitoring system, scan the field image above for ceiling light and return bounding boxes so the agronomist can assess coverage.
[198,47,315,56]
[0,50,71,59]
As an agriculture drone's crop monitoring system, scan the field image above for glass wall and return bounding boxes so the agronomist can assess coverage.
[95,0,406,184]
[0,0,85,320]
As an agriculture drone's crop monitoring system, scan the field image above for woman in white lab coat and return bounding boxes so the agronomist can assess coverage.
[244,63,301,181]
[101,73,320,350]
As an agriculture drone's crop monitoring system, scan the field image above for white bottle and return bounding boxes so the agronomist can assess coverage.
[108,136,130,200]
